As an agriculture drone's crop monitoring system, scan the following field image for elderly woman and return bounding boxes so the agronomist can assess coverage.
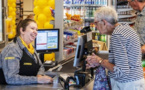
[0,19,53,84]
[86,6,145,90]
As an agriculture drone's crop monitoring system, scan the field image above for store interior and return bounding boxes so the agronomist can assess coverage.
[0,0,145,89]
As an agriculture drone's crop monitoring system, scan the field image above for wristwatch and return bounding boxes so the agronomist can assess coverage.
[99,59,103,65]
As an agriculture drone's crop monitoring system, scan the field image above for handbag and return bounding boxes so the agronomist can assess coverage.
[93,66,111,90]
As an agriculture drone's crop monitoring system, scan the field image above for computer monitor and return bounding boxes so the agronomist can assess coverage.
[73,31,93,68]
[34,29,59,53]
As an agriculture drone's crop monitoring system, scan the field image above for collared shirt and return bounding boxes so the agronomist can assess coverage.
[133,7,145,45]
[0,37,45,84]
[108,23,143,83]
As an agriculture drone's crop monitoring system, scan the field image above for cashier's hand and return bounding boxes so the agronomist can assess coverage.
[141,45,145,54]
[37,75,53,84]
[86,53,101,69]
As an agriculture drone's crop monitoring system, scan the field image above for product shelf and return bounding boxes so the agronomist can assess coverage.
[118,15,136,18]
[117,8,133,12]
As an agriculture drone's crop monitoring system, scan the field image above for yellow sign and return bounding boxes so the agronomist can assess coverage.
[24,63,32,65]
[5,57,15,60]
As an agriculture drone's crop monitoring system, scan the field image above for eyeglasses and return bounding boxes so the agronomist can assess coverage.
[94,20,103,26]
[94,21,99,24]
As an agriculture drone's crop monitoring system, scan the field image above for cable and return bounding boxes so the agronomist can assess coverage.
[59,79,64,89]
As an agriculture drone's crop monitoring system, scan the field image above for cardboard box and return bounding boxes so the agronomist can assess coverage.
[93,40,108,51]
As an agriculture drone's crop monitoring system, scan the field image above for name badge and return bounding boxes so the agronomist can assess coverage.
[24,63,32,65]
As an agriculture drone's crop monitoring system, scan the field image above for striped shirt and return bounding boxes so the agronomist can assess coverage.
[108,23,144,83]
[0,37,45,84]
[134,7,145,45]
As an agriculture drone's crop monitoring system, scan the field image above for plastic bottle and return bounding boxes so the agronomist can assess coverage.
[98,0,100,5]
[91,0,94,4]
[97,32,101,41]
[95,33,98,40]
[64,0,66,4]
[100,35,103,41]
[104,35,106,42]
[68,7,71,14]
[71,7,74,15]
[101,35,106,42]
[90,23,93,31]
[93,23,96,31]
[86,7,89,17]
[78,7,81,15]
[94,0,96,5]
[95,0,98,5]
[105,0,107,5]
[64,7,67,16]
[89,7,92,17]
[76,7,78,14]
[85,0,88,4]
[92,7,96,17]
[88,0,91,4]
[81,0,85,4]
[81,7,84,16]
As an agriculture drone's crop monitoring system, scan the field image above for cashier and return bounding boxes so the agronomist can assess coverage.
[0,19,53,84]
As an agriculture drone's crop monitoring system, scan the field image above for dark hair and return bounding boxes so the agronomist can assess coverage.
[14,19,36,42]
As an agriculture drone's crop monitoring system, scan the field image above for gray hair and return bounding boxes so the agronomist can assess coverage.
[94,6,118,25]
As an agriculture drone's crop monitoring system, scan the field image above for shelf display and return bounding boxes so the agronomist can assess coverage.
[63,0,108,27]
[63,0,108,32]
[63,0,109,44]
[116,0,136,25]
[63,0,109,59]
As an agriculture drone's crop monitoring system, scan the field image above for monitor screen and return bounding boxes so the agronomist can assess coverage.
[73,32,93,67]
[35,29,59,53]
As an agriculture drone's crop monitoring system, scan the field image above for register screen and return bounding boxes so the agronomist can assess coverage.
[35,29,59,52]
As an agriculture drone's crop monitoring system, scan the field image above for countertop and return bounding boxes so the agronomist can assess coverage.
[0,52,108,90]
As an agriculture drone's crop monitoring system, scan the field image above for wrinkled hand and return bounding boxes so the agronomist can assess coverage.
[37,75,53,84]
[141,45,145,54]
[86,53,101,69]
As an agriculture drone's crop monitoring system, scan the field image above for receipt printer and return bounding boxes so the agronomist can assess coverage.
[74,71,90,87]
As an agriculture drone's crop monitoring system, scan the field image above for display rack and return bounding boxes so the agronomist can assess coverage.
[63,0,111,48]
[115,0,136,25]
[54,0,112,61]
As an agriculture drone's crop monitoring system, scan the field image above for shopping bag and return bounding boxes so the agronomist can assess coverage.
[93,66,111,90]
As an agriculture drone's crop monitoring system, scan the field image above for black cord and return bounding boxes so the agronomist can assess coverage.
[59,79,64,89]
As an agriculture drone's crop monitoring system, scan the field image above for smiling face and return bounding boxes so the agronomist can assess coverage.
[20,22,38,45]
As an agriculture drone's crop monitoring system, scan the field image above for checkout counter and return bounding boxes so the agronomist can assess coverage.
[0,78,94,90]
[0,52,108,90]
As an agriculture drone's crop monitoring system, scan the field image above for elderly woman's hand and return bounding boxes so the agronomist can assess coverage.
[86,53,102,69]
